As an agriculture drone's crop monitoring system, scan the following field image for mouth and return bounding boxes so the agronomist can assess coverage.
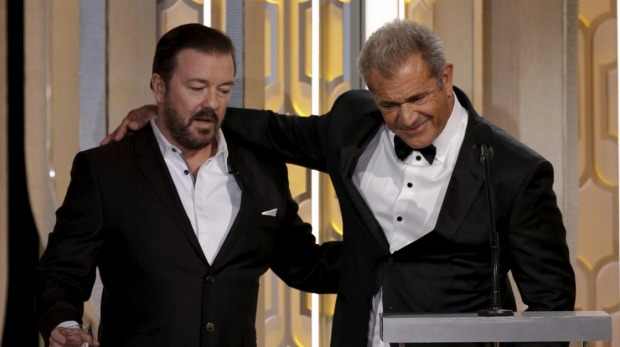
[191,110,217,127]
[403,117,430,134]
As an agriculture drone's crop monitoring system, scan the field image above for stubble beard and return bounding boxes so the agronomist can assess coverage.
[163,100,219,150]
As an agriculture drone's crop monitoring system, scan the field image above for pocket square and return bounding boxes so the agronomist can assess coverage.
[261,208,278,217]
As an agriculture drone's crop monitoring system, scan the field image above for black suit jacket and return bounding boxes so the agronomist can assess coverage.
[35,124,341,347]
[223,87,576,347]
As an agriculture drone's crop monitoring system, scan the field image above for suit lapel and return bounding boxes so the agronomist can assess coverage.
[133,125,208,264]
[207,140,252,270]
[434,90,486,239]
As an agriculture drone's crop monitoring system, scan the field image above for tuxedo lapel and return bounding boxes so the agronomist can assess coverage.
[340,102,384,178]
[434,96,486,239]
[133,125,208,264]
[340,110,391,250]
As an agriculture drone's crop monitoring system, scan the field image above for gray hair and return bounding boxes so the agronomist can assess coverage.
[358,19,446,89]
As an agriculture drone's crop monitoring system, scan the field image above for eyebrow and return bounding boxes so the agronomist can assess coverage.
[187,78,235,87]
[405,89,432,103]
[377,88,433,107]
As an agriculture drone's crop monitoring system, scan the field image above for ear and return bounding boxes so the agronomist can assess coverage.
[151,74,166,104]
[442,63,454,95]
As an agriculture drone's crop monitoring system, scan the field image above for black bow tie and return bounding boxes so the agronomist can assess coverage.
[394,136,436,164]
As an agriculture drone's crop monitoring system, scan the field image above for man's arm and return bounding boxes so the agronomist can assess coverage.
[268,187,341,293]
[35,152,102,342]
[507,160,576,311]
[222,107,330,172]
[103,103,332,170]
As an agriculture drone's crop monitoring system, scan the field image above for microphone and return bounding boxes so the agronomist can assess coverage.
[227,163,244,191]
[473,123,513,317]
[472,122,494,163]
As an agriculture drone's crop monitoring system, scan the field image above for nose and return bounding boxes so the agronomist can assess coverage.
[399,102,417,123]
[201,89,219,109]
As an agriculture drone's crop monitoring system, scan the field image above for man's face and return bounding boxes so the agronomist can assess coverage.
[368,53,454,149]
[153,48,234,152]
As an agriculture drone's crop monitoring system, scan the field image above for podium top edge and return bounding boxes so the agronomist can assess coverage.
[380,311,612,342]
[381,311,610,319]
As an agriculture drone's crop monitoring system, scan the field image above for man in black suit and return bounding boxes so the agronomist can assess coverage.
[107,20,575,347]
[35,23,340,347]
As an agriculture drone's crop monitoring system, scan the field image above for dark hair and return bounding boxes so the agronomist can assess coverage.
[358,19,445,89]
[152,23,236,87]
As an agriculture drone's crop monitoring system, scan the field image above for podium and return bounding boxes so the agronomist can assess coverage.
[381,311,612,346]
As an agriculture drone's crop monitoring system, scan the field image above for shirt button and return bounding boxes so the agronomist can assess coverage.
[407,182,413,188]
[205,275,215,283]
[184,170,190,175]
[415,155,422,161]
[206,322,215,332]
[396,216,403,222]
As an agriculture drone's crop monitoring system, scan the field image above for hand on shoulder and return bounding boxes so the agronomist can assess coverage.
[99,104,157,145]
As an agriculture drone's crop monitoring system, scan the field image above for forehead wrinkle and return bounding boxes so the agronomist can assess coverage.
[369,55,435,103]
[372,73,434,105]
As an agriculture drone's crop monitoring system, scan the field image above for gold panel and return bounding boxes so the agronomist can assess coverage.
[592,26,618,186]
[158,0,202,35]
[261,1,353,346]
[578,180,616,266]
[320,0,351,106]
[211,0,227,31]
[263,270,289,346]
[406,0,435,27]
[50,0,80,207]
[322,3,343,82]
[264,1,286,112]
[577,1,619,339]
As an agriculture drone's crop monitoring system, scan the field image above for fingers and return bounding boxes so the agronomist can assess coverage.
[131,105,157,127]
[49,328,67,347]
[84,333,101,347]
[50,325,98,347]
[112,121,130,142]
[99,104,157,146]
[99,118,134,146]
[99,132,115,146]
[100,127,122,145]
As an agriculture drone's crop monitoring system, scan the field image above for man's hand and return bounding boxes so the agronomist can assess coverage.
[49,326,100,347]
[100,104,157,145]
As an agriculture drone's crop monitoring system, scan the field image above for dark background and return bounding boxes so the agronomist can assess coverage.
[5,0,41,346]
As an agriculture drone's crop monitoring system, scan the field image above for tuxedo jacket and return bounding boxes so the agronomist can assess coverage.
[224,87,576,347]
[35,124,341,347]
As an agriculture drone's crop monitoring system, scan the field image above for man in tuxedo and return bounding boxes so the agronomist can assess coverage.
[105,20,575,347]
[35,23,340,347]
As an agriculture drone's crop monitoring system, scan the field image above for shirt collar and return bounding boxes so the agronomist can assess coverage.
[432,92,468,163]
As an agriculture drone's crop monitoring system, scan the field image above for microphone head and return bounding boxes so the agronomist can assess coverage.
[471,122,494,163]
[472,122,493,146]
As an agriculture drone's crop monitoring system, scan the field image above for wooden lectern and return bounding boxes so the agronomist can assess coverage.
[381,311,612,347]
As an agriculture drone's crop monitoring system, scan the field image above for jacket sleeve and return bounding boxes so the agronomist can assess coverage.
[507,160,576,312]
[223,106,331,172]
[222,90,376,173]
[268,184,341,294]
[34,151,102,341]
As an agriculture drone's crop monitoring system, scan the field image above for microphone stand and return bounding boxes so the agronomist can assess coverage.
[477,143,513,318]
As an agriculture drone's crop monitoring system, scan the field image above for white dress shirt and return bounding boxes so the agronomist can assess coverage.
[352,95,468,347]
[151,118,241,264]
